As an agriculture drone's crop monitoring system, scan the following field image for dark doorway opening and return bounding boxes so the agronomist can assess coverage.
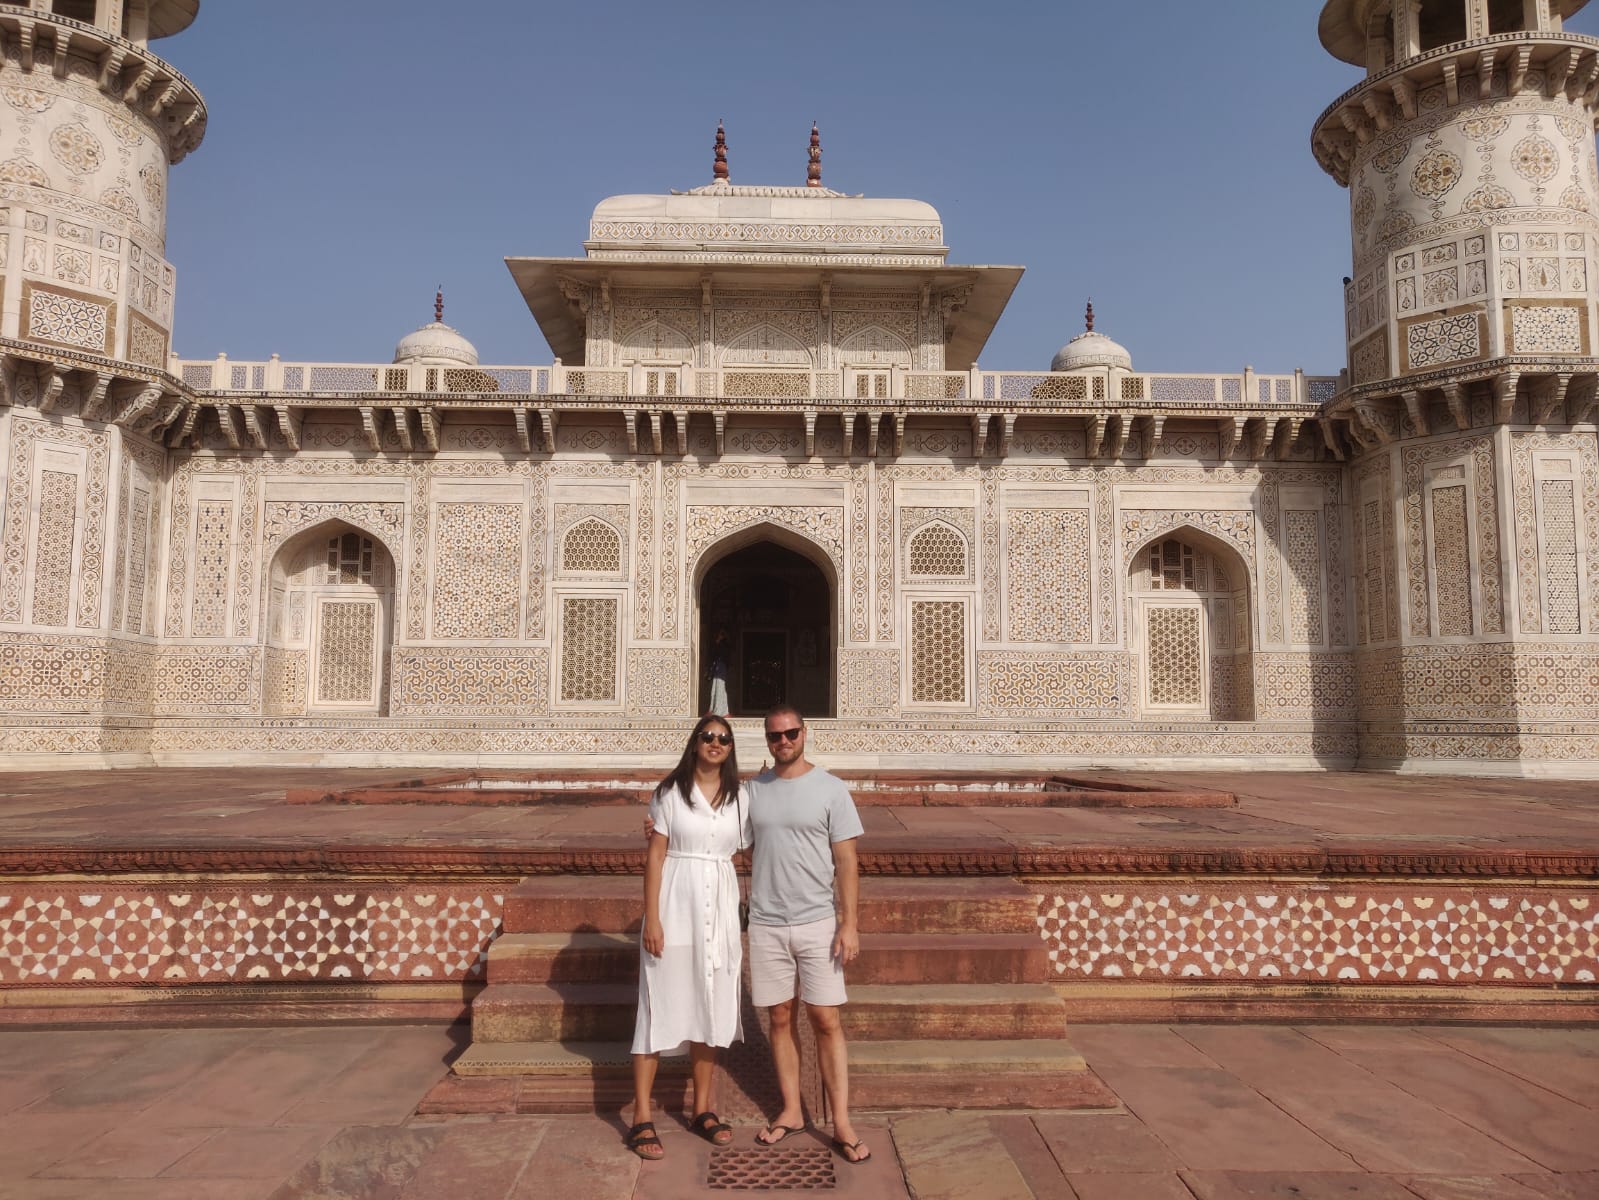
[698,540,834,717]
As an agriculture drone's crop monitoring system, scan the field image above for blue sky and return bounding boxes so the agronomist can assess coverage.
[162,1,1599,376]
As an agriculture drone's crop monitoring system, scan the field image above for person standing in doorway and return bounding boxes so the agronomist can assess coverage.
[707,628,731,716]
[748,705,870,1165]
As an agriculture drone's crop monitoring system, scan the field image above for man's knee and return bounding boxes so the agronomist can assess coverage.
[767,998,798,1029]
[805,1003,843,1036]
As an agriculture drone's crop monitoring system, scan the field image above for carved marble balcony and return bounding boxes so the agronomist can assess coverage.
[1312,29,1599,185]
[1323,357,1599,451]
[0,7,206,163]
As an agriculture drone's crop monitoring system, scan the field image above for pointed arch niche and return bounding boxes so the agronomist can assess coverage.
[720,325,812,366]
[692,523,838,718]
[838,324,913,401]
[1128,529,1255,721]
[264,522,397,716]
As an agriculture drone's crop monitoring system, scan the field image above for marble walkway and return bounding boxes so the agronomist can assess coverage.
[0,1020,1595,1199]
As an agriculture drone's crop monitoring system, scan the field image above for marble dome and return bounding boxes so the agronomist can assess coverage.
[1051,305,1131,371]
[393,298,479,367]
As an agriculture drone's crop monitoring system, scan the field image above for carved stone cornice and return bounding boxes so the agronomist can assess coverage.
[0,9,206,163]
[0,339,191,441]
[1313,31,1599,186]
[1324,358,1599,438]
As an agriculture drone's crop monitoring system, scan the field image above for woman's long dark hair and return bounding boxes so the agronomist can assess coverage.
[657,714,740,810]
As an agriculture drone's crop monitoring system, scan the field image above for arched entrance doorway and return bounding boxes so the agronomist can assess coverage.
[1128,530,1255,721]
[264,522,396,716]
[697,539,835,717]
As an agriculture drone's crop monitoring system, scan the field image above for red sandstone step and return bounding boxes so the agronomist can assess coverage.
[840,985,1067,1041]
[452,1040,670,1078]
[472,983,636,1043]
[852,933,1046,986]
[502,876,1041,938]
[430,1039,1116,1115]
[417,1070,696,1117]
[853,879,1042,935]
[502,878,643,934]
[485,930,1043,987]
[487,932,638,984]
[845,1040,1119,1111]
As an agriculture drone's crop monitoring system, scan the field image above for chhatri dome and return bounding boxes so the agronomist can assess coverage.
[393,292,479,367]
[1050,301,1132,371]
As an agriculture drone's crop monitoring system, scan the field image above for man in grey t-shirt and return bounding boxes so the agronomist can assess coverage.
[748,704,869,1165]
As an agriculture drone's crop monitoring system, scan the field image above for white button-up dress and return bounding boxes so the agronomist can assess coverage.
[630,782,751,1056]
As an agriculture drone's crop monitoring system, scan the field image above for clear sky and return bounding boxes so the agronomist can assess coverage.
[161,1,1599,377]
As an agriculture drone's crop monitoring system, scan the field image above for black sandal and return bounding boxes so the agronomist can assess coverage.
[625,1121,664,1159]
[690,1110,733,1145]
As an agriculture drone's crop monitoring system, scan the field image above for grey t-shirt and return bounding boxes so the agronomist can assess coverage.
[747,766,864,927]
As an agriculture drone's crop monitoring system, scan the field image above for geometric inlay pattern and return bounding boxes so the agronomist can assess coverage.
[909,599,966,704]
[977,652,1126,715]
[314,600,378,706]
[1510,304,1583,353]
[561,517,622,574]
[1405,312,1480,369]
[1,420,110,629]
[123,489,151,636]
[0,888,504,983]
[1145,605,1204,707]
[1540,479,1580,634]
[391,647,549,716]
[128,311,168,369]
[560,596,619,703]
[432,503,522,639]
[1007,508,1091,643]
[24,285,110,353]
[1431,485,1474,637]
[30,470,76,628]
[1038,887,1599,983]
[1283,510,1323,645]
[190,500,233,637]
[906,521,968,578]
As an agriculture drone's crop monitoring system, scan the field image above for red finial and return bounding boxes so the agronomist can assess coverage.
[434,288,444,325]
[713,120,729,183]
[1084,299,1095,333]
[807,122,822,187]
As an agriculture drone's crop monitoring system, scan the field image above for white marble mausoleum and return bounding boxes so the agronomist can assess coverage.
[0,0,1596,775]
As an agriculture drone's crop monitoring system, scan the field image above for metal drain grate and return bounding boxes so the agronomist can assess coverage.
[707,1146,836,1190]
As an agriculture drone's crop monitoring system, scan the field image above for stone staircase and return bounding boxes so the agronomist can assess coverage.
[435,875,1115,1115]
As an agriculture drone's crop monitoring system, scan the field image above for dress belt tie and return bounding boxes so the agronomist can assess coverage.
[663,850,739,973]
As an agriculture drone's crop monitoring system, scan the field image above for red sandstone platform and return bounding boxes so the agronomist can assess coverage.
[0,768,1595,878]
[1,768,1595,1028]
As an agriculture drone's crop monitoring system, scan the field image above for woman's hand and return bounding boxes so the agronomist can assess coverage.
[643,915,665,958]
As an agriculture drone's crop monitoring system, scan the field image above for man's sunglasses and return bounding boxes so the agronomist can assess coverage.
[698,731,733,746]
[764,727,803,743]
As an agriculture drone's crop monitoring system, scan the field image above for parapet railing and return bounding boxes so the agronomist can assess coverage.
[174,356,1341,411]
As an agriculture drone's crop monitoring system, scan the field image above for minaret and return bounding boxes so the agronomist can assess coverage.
[0,1,206,368]
[1312,1,1599,771]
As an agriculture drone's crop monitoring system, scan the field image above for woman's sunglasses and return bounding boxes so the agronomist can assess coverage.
[698,731,734,746]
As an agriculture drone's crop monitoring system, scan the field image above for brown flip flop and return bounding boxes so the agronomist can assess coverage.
[755,1122,806,1146]
[831,1137,871,1164]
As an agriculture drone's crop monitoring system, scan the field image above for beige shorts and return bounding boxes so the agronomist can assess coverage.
[748,916,847,1008]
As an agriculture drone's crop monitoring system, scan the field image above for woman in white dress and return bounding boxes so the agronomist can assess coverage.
[626,714,750,1161]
